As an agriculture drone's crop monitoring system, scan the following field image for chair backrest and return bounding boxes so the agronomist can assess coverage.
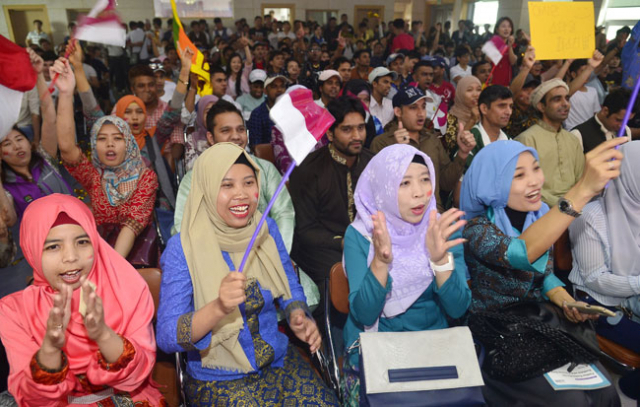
[329,262,350,314]
[553,230,573,271]
[254,143,276,166]
[137,268,162,318]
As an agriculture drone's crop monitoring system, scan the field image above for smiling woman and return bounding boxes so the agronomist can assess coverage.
[0,194,164,406]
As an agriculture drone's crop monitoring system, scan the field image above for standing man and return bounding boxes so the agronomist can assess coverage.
[368,67,397,128]
[390,19,414,52]
[516,79,585,206]
[247,74,288,146]
[25,19,49,47]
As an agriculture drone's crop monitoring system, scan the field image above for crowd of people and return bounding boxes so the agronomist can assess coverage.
[0,11,638,406]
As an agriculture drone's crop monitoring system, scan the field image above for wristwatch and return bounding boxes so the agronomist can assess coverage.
[429,252,454,275]
[558,197,581,218]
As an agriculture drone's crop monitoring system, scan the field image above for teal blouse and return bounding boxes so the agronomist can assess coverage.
[342,225,472,367]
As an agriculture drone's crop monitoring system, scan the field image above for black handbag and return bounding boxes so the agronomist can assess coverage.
[468,301,600,382]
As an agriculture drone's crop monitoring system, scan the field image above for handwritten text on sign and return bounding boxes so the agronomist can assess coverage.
[528,2,595,60]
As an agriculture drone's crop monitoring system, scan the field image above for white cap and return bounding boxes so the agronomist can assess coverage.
[368,67,398,84]
[249,69,267,83]
[264,75,289,88]
[318,69,342,82]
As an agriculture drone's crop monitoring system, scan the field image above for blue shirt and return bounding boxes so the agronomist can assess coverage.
[247,101,274,146]
[156,217,308,381]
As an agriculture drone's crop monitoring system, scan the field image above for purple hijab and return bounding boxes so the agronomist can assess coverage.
[193,95,219,145]
[350,144,438,321]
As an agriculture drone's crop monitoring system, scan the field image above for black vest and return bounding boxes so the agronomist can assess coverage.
[573,116,605,154]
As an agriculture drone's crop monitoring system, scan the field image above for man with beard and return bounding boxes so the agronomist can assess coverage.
[289,96,373,325]
[516,79,584,206]
[314,70,342,108]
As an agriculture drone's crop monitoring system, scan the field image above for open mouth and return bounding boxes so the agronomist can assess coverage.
[411,204,426,216]
[229,204,249,218]
[16,151,26,159]
[525,190,541,203]
[105,151,117,160]
[60,269,82,284]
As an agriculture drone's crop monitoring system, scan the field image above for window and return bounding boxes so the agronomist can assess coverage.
[262,4,295,24]
[306,10,338,26]
[471,1,499,33]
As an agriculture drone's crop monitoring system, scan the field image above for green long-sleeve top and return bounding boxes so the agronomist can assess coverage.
[171,154,295,252]
[342,226,472,368]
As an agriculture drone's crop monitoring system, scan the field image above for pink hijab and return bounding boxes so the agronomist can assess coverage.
[449,75,481,125]
[0,194,159,404]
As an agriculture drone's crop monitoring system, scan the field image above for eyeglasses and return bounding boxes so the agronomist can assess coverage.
[149,63,165,71]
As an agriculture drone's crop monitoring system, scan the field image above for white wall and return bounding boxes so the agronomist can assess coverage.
[1,0,396,46]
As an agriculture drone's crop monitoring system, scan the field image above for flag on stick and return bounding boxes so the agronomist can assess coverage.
[482,35,508,65]
[74,0,126,47]
[0,35,37,141]
[170,0,212,96]
[237,88,334,273]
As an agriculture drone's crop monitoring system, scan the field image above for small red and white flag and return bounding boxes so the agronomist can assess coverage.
[270,88,335,165]
[482,35,509,66]
[74,0,126,47]
[0,35,37,141]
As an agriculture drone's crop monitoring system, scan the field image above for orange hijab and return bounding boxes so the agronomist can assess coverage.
[114,95,155,150]
[0,194,156,400]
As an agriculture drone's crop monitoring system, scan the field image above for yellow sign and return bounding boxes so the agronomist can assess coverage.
[528,2,595,60]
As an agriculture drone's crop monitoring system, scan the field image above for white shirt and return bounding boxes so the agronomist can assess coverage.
[140,32,152,60]
[314,98,325,109]
[450,64,472,82]
[160,80,176,104]
[17,87,40,128]
[564,86,601,130]
[570,113,631,149]
[127,28,145,53]
[26,30,49,46]
[474,122,508,148]
[369,96,394,128]
[82,63,97,79]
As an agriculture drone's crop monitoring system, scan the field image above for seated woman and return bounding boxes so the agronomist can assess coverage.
[183,94,219,172]
[71,43,189,216]
[2,49,86,219]
[0,194,163,406]
[569,141,640,354]
[460,138,625,406]
[442,75,481,159]
[156,143,337,406]
[342,144,471,405]
[52,58,158,261]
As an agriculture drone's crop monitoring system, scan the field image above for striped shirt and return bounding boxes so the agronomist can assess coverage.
[568,200,640,306]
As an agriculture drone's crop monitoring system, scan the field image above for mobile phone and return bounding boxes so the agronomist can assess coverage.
[565,302,616,317]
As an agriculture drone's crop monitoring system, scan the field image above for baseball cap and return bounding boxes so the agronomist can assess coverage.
[368,67,399,84]
[318,69,342,82]
[386,53,405,66]
[392,86,427,108]
[149,60,166,73]
[264,74,289,88]
[249,69,267,83]
[430,56,447,69]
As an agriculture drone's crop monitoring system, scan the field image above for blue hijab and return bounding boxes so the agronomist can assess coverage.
[460,140,549,236]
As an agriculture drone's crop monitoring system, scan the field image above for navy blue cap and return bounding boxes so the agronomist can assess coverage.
[392,86,427,108]
[430,56,447,69]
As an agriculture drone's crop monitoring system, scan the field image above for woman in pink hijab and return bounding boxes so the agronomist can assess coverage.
[0,194,163,406]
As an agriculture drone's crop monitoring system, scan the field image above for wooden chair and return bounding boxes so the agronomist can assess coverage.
[597,336,640,370]
[137,268,182,407]
[322,262,350,401]
[253,143,276,166]
[553,230,573,272]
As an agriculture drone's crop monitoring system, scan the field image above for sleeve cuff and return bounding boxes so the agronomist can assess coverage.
[123,217,145,237]
[542,273,565,297]
[31,351,69,385]
[97,336,135,372]
[507,238,549,273]
[177,312,211,351]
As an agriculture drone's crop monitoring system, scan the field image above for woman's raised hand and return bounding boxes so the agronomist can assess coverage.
[43,284,73,353]
[426,208,466,264]
[50,58,76,94]
[372,211,393,265]
[217,272,247,314]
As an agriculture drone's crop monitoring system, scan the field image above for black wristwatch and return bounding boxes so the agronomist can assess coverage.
[558,197,581,218]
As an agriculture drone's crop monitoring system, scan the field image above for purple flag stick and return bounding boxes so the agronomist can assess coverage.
[236,161,296,273]
[616,76,640,143]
